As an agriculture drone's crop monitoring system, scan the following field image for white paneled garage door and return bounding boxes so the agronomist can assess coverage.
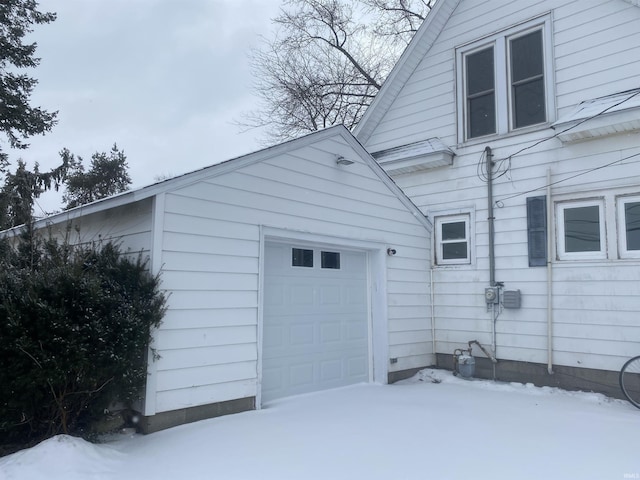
[262,242,370,403]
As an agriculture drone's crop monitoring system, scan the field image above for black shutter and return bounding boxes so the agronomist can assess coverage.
[527,196,547,267]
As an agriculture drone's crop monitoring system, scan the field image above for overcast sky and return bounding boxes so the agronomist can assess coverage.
[11,0,282,214]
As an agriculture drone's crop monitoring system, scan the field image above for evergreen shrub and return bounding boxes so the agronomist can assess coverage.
[0,227,165,451]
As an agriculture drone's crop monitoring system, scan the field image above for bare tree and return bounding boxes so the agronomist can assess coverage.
[240,0,435,144]
[361,0,432,44]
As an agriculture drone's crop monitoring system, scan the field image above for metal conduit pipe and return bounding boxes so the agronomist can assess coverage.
[547,169,554,375]
[486,146,498,380]
[486,146,496,288]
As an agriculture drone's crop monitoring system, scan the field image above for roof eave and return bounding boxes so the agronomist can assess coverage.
[353,0,460,145]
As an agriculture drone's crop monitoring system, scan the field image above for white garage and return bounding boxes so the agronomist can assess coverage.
[262,242,370,402]
[34,125,433,432]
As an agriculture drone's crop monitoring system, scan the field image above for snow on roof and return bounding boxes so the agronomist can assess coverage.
[372,137,455,175]
[554,89,640,123]
[552,88,640,143]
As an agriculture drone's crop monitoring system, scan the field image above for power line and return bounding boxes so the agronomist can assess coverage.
[497,89,640,164]
[496,150,640,204]
[484,88,640,204]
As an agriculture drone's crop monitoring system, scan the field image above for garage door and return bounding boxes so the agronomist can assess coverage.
[262,243,369,403]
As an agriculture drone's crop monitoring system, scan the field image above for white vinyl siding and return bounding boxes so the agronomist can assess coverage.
[150,134,431,414]
[44,198,153,254]
[360,0,640,374]
[364,0,640,154]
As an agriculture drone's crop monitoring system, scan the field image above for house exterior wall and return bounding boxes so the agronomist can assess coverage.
[358,0,640,385]
[43,198,154,254]
[364,0,640,152]
[148,134,431,415]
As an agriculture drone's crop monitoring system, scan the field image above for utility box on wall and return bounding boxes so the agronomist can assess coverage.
[503,290,521,309]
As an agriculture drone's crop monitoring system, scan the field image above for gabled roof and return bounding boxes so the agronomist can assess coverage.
[8,125,430,234]
[353,0,461,144]
[354,0,640,145]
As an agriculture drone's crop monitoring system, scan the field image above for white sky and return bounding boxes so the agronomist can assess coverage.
[10,0,283,214]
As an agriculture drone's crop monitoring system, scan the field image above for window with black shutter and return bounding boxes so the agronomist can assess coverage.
[527,196,547,266]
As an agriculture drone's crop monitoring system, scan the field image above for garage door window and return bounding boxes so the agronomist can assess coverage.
[321,251,340,269]
[292,248,313,267]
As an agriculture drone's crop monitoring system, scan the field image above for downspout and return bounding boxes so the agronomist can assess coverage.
[486,147,498,380]
[546,169,554,375]
[430,267,436,363]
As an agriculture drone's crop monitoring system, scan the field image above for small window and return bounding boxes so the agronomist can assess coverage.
[321,251,340,269]
[435,214,470,265]
[292,248,313,267]
[617,195,640,258]
[556,200,606,260]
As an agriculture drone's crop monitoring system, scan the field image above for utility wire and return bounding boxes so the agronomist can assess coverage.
[497,89,640,163]
[479,88,640,201]
[496,150,640,204]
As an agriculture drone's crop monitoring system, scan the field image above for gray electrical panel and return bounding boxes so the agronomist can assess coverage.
[503,290,521,309]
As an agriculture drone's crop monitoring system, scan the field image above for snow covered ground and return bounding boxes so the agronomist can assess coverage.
[1,369,638,480]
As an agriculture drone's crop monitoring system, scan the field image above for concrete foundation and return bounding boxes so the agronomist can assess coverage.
[435,354,623,400]
[139,397,256,434]
[388,367,427,384]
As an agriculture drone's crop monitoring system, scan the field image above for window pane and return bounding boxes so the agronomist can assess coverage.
[513,78,546,128]
[442,221,466,240]
[321,251,340,269]
[466,46,496,139]
[511,29,546,129]
[510,30,543,82]
[466,47,494,95]
[564,206,601,252]
[468,93,496,138]
[443,242,468,260]
[527,196,547,267]
[625,201,640,250]
[292,248,313,267]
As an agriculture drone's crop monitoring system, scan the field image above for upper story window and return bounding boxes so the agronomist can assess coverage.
[457,15,554,142]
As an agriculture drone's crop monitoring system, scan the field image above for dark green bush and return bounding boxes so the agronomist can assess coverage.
[0,226,165,449]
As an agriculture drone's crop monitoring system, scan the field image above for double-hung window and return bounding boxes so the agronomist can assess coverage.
[435,214,471,265]
[556,199,606,260]
[457,16,553,142]
[617,195,640,258]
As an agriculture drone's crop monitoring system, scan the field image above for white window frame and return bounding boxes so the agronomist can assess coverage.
[556,199,606,261]
[617,195,640,259]
[435,214,471,265]
[456,14,555,144]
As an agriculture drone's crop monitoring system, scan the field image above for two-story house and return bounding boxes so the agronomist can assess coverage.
[355,0,640,395]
